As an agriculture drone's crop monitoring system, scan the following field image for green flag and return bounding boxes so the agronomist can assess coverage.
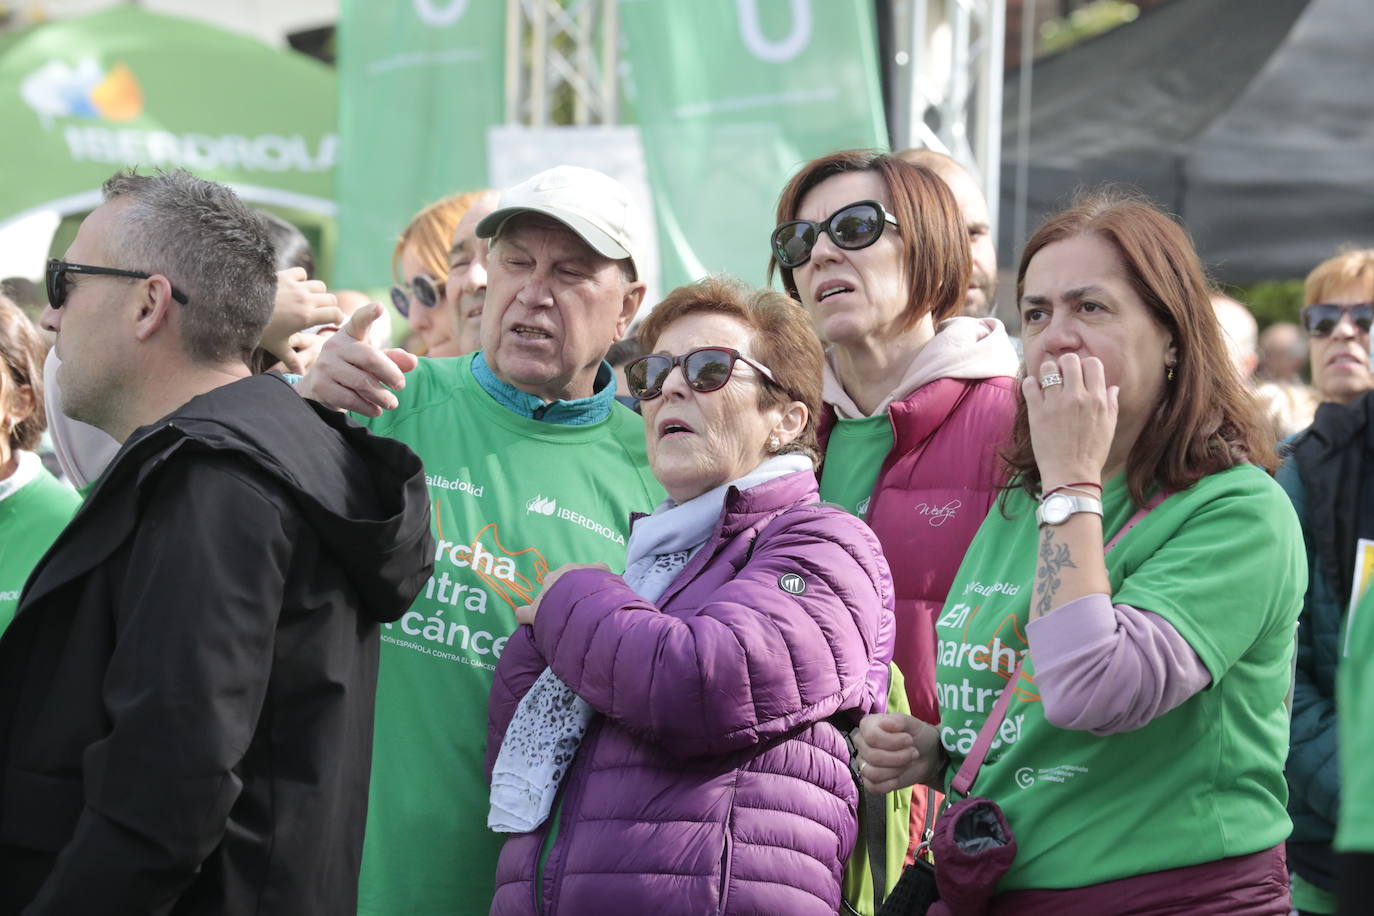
[335,0,504,288]
[621,0,888,292]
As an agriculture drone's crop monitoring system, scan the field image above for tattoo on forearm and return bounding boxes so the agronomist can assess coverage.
[1034,529,1077,616]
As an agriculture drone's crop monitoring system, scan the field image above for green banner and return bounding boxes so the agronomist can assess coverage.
[0,6,336,280]
[621,0,888,293]
[335,0,505,288]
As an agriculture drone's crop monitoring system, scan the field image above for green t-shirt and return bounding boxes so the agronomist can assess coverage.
[818,414,892,517]
[1337,583,1374,853]
[0,463,80,632]
[355,355,663,915]
[934,464,1304,891]
[819,414,909,914]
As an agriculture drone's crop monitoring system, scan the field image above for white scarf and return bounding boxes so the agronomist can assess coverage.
[488,454,810,833]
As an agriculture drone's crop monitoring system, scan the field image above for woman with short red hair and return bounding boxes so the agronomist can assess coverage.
[486,277,894,915]
[770,150,1020,862]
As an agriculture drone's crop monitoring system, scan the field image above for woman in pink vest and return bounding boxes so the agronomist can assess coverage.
[769,150,1020,843]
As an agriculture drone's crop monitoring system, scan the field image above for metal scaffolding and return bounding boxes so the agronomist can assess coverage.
[503,0,618,127]
[887,0,1007,235]
[502,0,1006,234]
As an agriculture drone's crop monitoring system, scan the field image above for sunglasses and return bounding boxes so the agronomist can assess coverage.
[1301,302,1374,338]
[770,199,900,269]
[46,258,188,309]
[390,274,442,318]
[625,347,778,401]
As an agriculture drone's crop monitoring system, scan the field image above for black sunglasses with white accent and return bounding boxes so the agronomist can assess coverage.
[390,274,442,319]
[624,347,779,401]
[1300,302,1374,338]
[770,199,899,269]
[46,258,189,309]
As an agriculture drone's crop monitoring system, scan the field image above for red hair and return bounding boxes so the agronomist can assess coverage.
[1003,189,1276,506]
[768,149,970,331]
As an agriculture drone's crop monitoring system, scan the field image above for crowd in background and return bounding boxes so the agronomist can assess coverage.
[0,148,1370,916]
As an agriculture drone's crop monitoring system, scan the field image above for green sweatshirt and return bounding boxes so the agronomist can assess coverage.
[818,413,892,517]
[354,355,662,915]
[0,459,80,632]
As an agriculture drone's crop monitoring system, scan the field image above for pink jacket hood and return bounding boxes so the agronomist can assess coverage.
[823,317,1020,419]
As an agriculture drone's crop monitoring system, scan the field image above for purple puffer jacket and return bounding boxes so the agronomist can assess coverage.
[486,470,895,916]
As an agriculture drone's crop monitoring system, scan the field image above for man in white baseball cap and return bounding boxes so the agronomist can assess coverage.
[294,165,663,914]
[476,164,644,278]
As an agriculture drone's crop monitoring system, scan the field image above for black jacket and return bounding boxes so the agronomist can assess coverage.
[1283,392,1374,890]
[0,375,433,915]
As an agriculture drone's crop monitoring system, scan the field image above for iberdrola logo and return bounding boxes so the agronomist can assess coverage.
[20,57,143,128]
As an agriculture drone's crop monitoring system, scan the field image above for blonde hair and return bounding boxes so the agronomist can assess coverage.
[392,191,483,283]
[1305,248,1374,305]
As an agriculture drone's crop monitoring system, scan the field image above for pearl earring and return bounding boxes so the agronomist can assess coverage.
[767,436,780,452]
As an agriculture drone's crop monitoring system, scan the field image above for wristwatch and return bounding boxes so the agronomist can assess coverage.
[1036,492,1104,527]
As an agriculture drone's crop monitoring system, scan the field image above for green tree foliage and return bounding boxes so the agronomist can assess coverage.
[1040,1,1141,55]
[1225,279,1306,329]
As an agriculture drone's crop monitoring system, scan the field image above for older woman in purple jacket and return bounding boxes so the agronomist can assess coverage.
[486,276,895,915]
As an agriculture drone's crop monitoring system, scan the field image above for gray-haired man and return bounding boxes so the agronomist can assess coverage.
[0,168,433,915]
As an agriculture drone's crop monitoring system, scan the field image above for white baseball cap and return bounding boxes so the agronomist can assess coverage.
[476,165,643,281]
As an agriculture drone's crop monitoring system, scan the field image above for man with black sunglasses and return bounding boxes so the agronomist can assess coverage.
[0,169,434,915]
[295,165,665,915]
[41,223,345,491]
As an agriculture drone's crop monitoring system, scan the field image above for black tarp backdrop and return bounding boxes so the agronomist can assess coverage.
[999,0,1374,286]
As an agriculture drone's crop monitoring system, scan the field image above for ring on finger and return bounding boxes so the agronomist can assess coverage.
[858,759,867,775]
[1039,372,1064,389]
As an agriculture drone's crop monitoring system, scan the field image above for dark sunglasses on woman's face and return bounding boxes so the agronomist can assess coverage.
[625,347,778,401]
[1301,302,1374,338]
[46,258,189,309]
[389,274,442,318]
[770,199,899,269]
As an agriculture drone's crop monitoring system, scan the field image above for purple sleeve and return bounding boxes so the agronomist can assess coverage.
[1026,593,1211,735]
[529,509,892,758]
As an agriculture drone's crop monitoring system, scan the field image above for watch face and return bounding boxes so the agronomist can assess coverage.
[1041,493,1073,525]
